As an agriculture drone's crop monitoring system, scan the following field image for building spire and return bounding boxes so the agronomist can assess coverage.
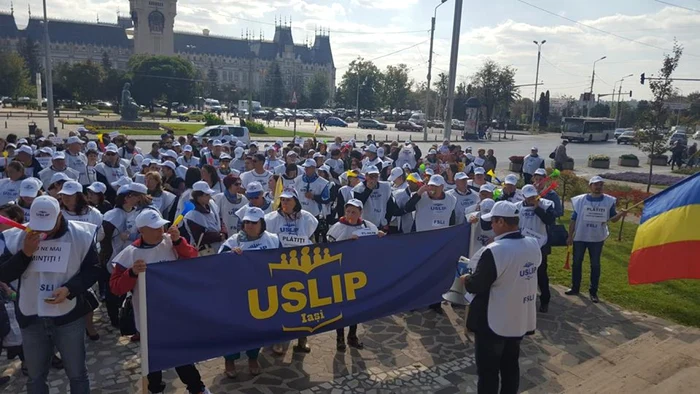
[10,1,14,15]
[27,3,30,18]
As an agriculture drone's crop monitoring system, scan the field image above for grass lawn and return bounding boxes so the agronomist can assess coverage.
[548,212,700,327]
[107,123,328,139]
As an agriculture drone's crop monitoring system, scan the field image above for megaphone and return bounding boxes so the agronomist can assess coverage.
[443,256,470,306]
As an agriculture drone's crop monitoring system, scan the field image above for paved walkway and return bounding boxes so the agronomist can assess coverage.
[2,285,699,393]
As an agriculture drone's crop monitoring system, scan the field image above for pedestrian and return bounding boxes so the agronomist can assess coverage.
[566,176,627,303]
[553,140,569,171]
[447,172,480,226]
[460,201,541,394]
[670,141,685,170]
[241,153,272,192]
[212,174,248,238]
[352,165,395,230]
[294,159,331,220]
[497,174,524,203]
[109,210,212,394]
[86,182,112,215]
[531,168,562,217]
[0,195,102,394]
[687,142,698,167]
[522,147,545,185]
[183,181,225,255]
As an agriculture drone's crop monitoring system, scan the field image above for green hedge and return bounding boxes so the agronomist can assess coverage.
[246,122,267,134]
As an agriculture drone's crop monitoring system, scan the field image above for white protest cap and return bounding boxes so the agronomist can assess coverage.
[365,144,378,153]
[466,146,473,151]
[20,177,42,198]
[428,174,446,187]
[49,172,71,186]
[481,201,520,222]
[17,145,33,156]
[117,185,131,195]
[455,172,469,181]
[522,184,539,199]
[141,158,152,167]
[377,147,385,157]
[162,150,177,159]
[388,167,404,182]
[28,195,61,231]
[86,141,98,151]
[133,154,144,167]
[428,149,437,155]
[479,184,494,193]
[504,174,518,185]
[534,168,547,176]
[424,168,435,176]
[302,158,317,168]
[39,147,54,155]
[219,153,232,161]
[87,181,107,194]
[192,180,215,195]
[128,182,148,195]
[480,198,496,214]
[213,140,223,147]
[183,144,193,152]
[58,180,83,196]
[279,187,298,199]
[242,206,265,222]
[245,181,264,196]
[105,144,118,154]
[345,198,363,210]
[266,145,276,152]
[52,151,65,160]
[286,150,298,157]
[67,136,83,145]
[589,175,605,184]
[162,161,177,170]
[172,141,181,147]
[236,141,246,148]
[318,164,331,173]
[17,138,28,145]
[313,152,324,159]
[531,146,538,151]
[364,165,380,175]
[250,141,259,147]
[474,167,485,175]
[474,157,485,166]
[234,147,244,159]
[135,209,170,229]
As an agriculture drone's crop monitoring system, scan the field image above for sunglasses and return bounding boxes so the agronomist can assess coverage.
[243,220,260,225]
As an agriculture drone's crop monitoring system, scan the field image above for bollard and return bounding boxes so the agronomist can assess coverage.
[435,135,438,141]
[6,113,8,119]
[27,113,30,119]
[511,134,514,140]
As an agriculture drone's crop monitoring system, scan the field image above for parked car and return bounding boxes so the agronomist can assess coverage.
[669,131,688,146]
[178,110,205,122]
[358,118,387,130]
[194,125,250,145]
[395,120,422,132]
[616,130,637,144]
[325,117,348,127]
[427,119,444,128]
[614,128,631,139]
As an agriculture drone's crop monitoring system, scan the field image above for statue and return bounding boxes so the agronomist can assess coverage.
[120,82,141,121]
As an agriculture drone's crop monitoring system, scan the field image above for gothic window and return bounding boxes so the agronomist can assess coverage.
[148,11,165,33]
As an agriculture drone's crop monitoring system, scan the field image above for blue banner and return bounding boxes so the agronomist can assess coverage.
[144,224,470,372]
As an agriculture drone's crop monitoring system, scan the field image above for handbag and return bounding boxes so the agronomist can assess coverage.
[119,295,137,336]
[548,224,569,247]
[548,150,556,159]
[85,288,100,311]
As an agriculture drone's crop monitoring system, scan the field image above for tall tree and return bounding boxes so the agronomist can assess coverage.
[101,51,112,71]
[205,62,218,98]
[510,98,533,124]
[469,60,519,123]
[381,64,411,118]
[263,62,285,107]
[338,57,382,114]
[0,51,33,98]
[17,37,42,85]
[589,103,611,118]
[433,72,449,119]
[538,90,550,128]
[128,55,197,109]
[635,40,683,192]
[307,72,330,108]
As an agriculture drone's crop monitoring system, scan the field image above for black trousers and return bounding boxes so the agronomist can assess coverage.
[523,173,532,185]
[538,254,551,305]
[148,364,204,394]
[474,333,521,394]
[336,324,358,339]
[104,268,124,328]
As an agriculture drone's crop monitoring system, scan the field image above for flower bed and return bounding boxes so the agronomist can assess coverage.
[618,154,639,167]
[508,155,523,172]
[600,171,686,186]
[588,155,610,169]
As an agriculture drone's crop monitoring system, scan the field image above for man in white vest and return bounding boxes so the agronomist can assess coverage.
[497,174,524,203]
[352,165,396,230]
[0,195,102,394]
[64,136,90,186]
[522,147,545,185]
[566,176,627,303]
[460,201,541,394]
[294,159,331,220]
[447,172,480,226]
[38,151,80,190]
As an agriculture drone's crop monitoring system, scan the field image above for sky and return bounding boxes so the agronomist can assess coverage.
[8,0,700,101]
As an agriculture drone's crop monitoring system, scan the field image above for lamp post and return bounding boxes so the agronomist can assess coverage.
[423,0,448,141]
[355,74,367,123]
[42,0,55,135]
[531,40,545,132]
[587,56,607,117]
[443,0,463,140]
[615,73,633,127]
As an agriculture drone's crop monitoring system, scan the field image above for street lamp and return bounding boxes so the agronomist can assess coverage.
[531,40,545,132]
[423,0,448,141]
[42,0,55,135]
[614,73,633,127]
[355,74,367,122]
[587,55,607,117]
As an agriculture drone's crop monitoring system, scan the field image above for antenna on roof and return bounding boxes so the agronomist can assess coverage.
[10,1,14,16]
[27,3,30,18]
[274,15,277,27]
[97,13,99,23]
[289,15,292,27]
[241,28,243,39]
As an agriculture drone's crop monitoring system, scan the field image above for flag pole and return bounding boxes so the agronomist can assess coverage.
[138,272,149,393]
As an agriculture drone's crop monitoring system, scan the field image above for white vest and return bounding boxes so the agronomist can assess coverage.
[39,167,80,189]
[112,235,177,330]
[65,152,90,185]
[327,220,379,242]
[572,194,616,242]
[184,201,222,251]
[150,191,177,218]
[352,181,392,227]
[0,178,22,205]
[265,210,318,247]
[486,235,541,337]
[391,186,414,234]
[413,193,457,232]
[103,207,141,267]
[177,155,200,168]
[294,175,329,217]
[218,231,280,253]
[241,170,272,192]
[95,163,128,191]
[4,221,95,318]
[516,199,554,248]
[522,154,544,175]
[447,188,480,226]
[339,185,354,205]
[62,207,103,241]
[212,193,248,236]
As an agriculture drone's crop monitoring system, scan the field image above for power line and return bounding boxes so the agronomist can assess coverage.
[540,55,588,78]
[654,0,700,13]
[516,0,700,57]
[336,40,430,70]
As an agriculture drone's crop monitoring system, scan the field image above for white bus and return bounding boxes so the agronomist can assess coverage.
[238,100,261,112]
[561,117,616,142]
[204,98,222,112]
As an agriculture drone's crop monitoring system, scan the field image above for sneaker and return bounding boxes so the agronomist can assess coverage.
[347,336,364,350]
[539,303,549,313]
[564,289,579,296]
[590,294,599,303]
[336,337,347,352]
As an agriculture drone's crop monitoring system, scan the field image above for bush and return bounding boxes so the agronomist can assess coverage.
[246,121,267,134]
[554,170,589,202]
[605,185,652,217]
[648,154,668,160]
[672,167,700,175]
[508,155,524,164]
[203,113,225,126]
[600,171,685,186]
[588,154,610,161]
[620,154,638,160]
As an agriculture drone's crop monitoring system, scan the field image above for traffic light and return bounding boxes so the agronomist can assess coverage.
[629,90,633,97]
[640,73,645,85]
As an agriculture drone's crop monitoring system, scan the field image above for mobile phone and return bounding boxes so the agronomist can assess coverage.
[44,297,56,302]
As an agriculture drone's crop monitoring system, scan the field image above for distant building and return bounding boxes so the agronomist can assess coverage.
[0,0,335,102]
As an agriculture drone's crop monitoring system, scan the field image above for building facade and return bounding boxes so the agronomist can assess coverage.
[0,0,335,103]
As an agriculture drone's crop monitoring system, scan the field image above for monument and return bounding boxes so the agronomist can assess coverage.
[120,83,141,121]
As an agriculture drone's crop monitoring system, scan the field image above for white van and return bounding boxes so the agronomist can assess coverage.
[204,98,222,112]
[409,112,426,126]
[194,125,250,145]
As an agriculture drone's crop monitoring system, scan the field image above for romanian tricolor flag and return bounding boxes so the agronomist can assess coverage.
[629,172,700,284]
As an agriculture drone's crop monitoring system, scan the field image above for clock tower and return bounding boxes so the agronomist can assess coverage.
[130,0,177,55]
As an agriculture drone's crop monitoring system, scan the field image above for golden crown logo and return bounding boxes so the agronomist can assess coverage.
[268,246,342,276]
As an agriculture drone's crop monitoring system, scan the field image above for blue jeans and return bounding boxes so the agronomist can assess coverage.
[572,241,604,295]
[21,317,90,394]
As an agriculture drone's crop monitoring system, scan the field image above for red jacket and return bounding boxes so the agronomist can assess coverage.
[109,236,198,296]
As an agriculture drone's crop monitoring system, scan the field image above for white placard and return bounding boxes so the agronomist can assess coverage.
[49,137,63,145]
[280,234,310,247]
[109,131,120,138]
[522,227,544,243]
[353,228,377,238]
[582,205,608,223]
[27,241,71,274]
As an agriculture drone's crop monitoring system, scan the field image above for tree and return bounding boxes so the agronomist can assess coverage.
[205,62,218,98]
[0,51,33,98]
[128,55,197,109]
[635,40,683,192]
[433,72,449,119]
[589,103,611,118]
[510,98,533,124]
[469,60,519,123]
[101,51,112,71]
[103,68,128,112]
[338,57,382,114]
[17,37,42,86]
[381,64,411,119]
[307,72,329,108]
[263,62,285,107]
[65,61,104,103]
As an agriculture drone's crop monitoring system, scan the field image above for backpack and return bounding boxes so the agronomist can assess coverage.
[119,295,137,336]
[548,150,556,159]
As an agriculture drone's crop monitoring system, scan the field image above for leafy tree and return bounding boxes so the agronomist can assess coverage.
[101,51,112,71]
[0,51,33,98]
[205,62,218,98]
[17,37,42,85]
[635,40,683,192]
[103,68,128,112]
[307,72,329,108]
[64,61,104,104]
[510,98,533,124]
[128,55,197,109]
[381,64,411,118]
[433,72,449,119]
[263,62,285,107]
[338,57,382,114]
[589,103,611,118]
[469,60,519,123]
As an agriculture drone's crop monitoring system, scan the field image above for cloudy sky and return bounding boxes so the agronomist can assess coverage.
[10,0,700,100]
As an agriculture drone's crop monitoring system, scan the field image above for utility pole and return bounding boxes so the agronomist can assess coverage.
[587,56,606,117]
[247,57,253,121]
[355,74,363,122]
[531,40,545,132]
[42,0,55,135]
[443,0,463,140]
[616,83,623,127]
[424,0,448,141]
